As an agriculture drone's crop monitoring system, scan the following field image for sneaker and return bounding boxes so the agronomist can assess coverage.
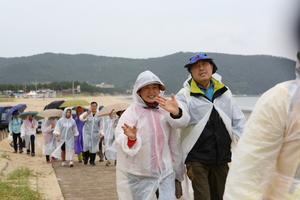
[61,161,66,166]
[69,161,74,167]
[26,151,30,155]
[51,157,58,161]
[31,153,35,157]
[106,161,111,166]
[90,161,96,166]
[46,160,51,164]
[99,159,104,162]
[84,158,88,165]
[78,160,83,163]
[19,149,23,154]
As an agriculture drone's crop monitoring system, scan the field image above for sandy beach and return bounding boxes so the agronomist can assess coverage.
[0,95,131,200]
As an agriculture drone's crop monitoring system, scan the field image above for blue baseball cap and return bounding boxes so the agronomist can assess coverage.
[184,53,218,73]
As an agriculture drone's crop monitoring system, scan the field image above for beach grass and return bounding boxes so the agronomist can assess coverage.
[0,151,10,160]
[0,166,45,200]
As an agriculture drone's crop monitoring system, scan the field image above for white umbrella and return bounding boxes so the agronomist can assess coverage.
[98,103,130,117]
[37,109,63,118]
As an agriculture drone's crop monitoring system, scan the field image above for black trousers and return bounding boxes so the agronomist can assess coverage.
[84,151,96,163]
[12,133,23,151]
[26,135,35,153]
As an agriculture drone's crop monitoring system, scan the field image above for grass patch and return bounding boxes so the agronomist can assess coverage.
[0,151,10,160]
[0,166,46,200]
[0,97,14,102]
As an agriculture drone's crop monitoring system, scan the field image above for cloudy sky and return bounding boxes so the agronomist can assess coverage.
[1,0,299,60]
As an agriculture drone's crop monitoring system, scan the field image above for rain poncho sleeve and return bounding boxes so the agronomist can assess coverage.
[224,63,300,199]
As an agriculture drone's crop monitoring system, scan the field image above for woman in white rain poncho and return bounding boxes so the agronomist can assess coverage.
[103,113,117,165]
[21,115,39,156]
[115,70,184,200]
[52,108,78,167]
[42,117,57,163]
[224,53,300,199]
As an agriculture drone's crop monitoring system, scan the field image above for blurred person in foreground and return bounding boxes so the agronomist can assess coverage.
[224,51,300,199]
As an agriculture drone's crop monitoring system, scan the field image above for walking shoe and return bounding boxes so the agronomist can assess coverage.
[46,160,51,164]
[13,150,17,153]
[99,159,104,162]
[26,151,30,155]
[31,153,35,156]
[61,161,66,166]
[19,149,23,154]
[78,159,83,163]
[106,161,111,166]
[51,157,58,161]
[90,161,96,166]
[69,161,74,167]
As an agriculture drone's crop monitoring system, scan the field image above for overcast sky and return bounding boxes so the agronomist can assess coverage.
[1,0,299,60]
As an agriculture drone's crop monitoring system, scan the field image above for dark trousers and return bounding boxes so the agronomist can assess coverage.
[84,151,96,163]
[186,162,229,200]
[98,138,104,159]
[26,135,35,153]
[12,133,23,151]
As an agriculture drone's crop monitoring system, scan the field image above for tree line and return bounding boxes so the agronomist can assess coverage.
[0,81,127,95]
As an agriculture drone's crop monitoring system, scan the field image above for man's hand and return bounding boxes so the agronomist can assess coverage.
[121,123,137,139]
[156,94,180,115]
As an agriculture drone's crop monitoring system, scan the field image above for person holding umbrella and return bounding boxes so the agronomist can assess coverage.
[21,114,39,156]
[42,116,58,163]
[8,110,23,153]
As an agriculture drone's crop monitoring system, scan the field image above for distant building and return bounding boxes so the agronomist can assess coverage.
[62,85,81,95]
[36,88,57,98]
[95,83,115,88]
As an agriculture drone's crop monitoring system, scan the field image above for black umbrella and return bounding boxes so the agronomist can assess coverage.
[43,100,65,110]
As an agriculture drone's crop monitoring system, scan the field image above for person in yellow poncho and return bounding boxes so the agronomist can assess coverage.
[224,51,300,199]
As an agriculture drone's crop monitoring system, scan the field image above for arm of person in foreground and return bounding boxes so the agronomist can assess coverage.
[224,86,287,200]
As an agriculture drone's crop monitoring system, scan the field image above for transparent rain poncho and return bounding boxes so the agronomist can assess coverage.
[51,108,79,161]
[80,108,104,153]
[42,118,57,155]
[115,70,184,200]
[224,59,300,199]
[21,116,40,148]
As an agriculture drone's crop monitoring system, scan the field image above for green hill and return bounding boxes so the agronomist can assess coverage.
[0,52,296,95]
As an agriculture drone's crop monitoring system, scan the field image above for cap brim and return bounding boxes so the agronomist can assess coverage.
[184,58,213,68]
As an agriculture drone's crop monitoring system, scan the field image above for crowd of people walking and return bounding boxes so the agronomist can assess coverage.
[6,50,300,199]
